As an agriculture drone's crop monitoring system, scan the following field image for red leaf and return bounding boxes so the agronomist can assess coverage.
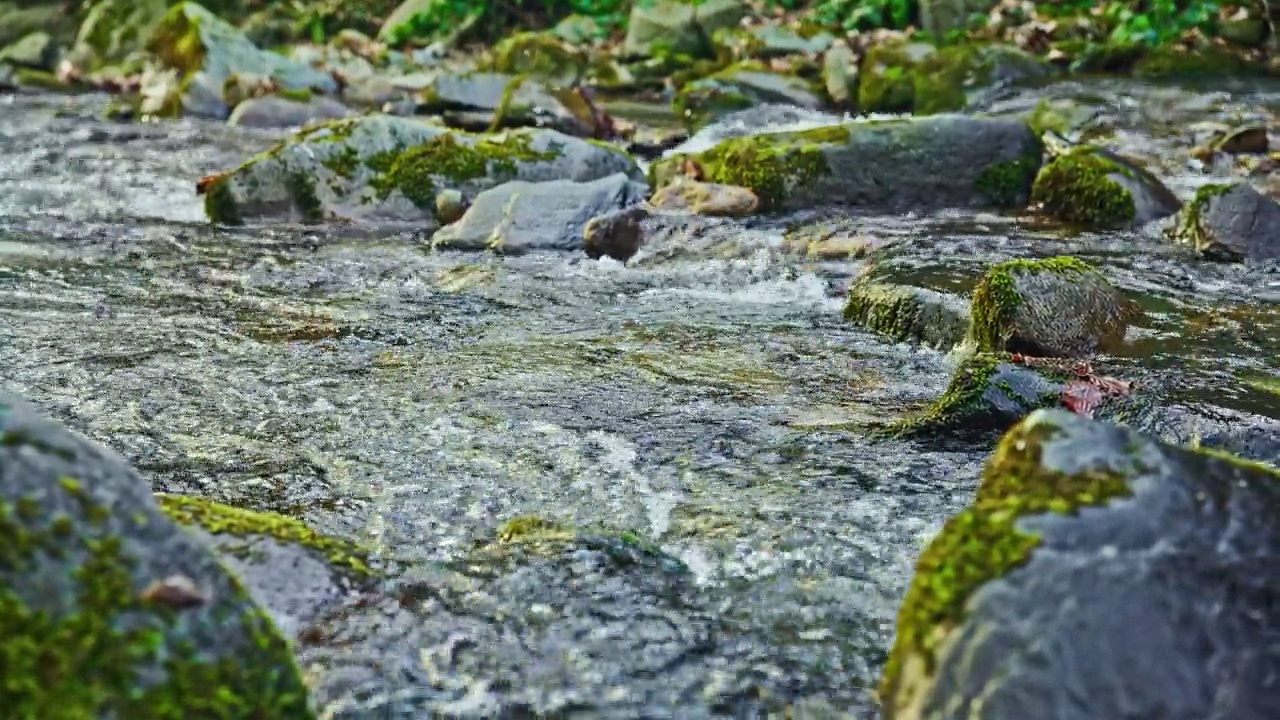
[1062,380,1104,417]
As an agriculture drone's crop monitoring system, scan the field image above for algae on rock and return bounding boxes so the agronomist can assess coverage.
[0,394,313,718]
[880,408,1280,720]
[968,256,1131,357]
[1031,145,1181,227]
[652,115,1040,213]
[204,114,643,225]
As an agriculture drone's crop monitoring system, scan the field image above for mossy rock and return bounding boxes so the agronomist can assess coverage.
[880,408,1280,719]
[859,40,1051,116]
[146,2,337,118]
[1133,44,1268,79]
[1169,182,1280,263]
[71,0,167,70]
[475,515,685,572]
[844,281,971,351]
[1030,146,1181,227]
[205,114,642,226]
[652,114,1040,213]
[485,31,587,87]
[968,256,1131,358]
[673,62,824,131]
[0,393,313,718]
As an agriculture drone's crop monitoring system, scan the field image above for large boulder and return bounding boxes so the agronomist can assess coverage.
[0,394,312,717]
[621,0,748,59]
[201,114,644,226]
[145,2,338,119]
[968,256,1131,357]
[651,115,1042,212]
[879,408,1280,720]
[1169,182,1280,263]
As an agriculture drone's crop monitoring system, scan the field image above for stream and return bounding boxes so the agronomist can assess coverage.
[2,76,1279,717]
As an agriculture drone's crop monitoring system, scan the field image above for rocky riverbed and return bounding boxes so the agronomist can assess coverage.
[3,70,1279,716]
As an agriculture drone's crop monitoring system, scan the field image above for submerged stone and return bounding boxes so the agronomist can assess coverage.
[880,409,1280,720]
[0,393,313,718]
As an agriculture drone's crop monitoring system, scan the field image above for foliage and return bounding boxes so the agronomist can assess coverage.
[805,0,917,32]
[1038,0,1222,47]
[389,0,630,46]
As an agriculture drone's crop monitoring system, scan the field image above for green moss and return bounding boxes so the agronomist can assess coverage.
[1134,45,1263,79]
[672,125,846,211]
[1030,148,1136,226]
[969,256,1096,352]
[285,171,323,223]
[367,132,558,210]
[975,136,1044,207]
[488,31,584,82]
[275,87,313,103]
[145,4,207,76]
[1173,182,1235,258]
[494,515,575,543]
[0,449,311,719]
[156,494,371,577]
[879,418,1133,704]
[202,175,242,226]
[320,146,360,180]
[1026,99,1070,137]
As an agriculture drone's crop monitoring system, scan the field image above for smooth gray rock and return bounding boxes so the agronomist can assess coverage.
[227,95,353,129]
[432,173,648,254]
[1173,183,1280,263]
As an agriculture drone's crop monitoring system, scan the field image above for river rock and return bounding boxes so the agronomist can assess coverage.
[419,72,593,136]
[155,494,374,641]
[821,41,859,108]
[1031,145,1182,227]
[859,40,1050,115]
[146,2,338,119]
[202,114,643,226]
[432,173,648,256]
[1170,182,1280,263]
[227,94,352,129]
[0,393,311,716]
[622,0,747,59]
[649,176,759,216]
[583,204,649,261]
[0,31,57,71]
[968,256,1130,357]
[71,0,166,70]
[674,64,825,131]
[880,408,1280,720]
[844,281,970,351]
[651,114,1042,212]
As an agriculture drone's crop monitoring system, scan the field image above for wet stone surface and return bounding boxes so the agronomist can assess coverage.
[2,79,1279,717]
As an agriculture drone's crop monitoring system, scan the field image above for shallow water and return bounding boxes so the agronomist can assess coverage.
[1,79,1278,717]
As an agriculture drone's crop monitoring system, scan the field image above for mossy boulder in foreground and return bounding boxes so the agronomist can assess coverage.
[651,115,1041,212]
[0,393,313,718]
[203,114,643,226]
[1169,182,1280,263]
[1031,145,1181,227]
[880,409,1280,720]
[968,256,1131,357]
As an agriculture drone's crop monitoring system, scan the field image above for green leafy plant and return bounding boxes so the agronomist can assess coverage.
[1038,0,1221,47]
[387,0,631,46]
[807,0,917,32]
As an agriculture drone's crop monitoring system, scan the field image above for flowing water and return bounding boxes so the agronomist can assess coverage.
[1,78,1278,717]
